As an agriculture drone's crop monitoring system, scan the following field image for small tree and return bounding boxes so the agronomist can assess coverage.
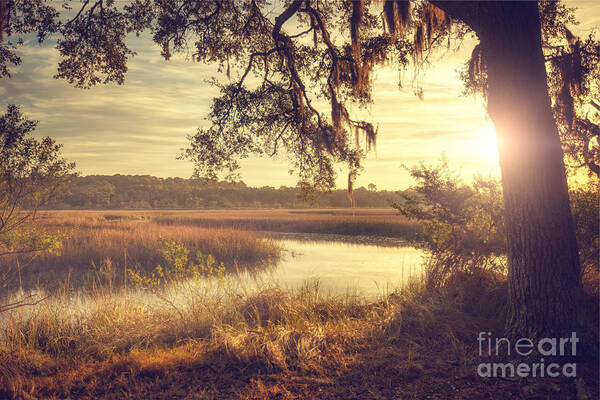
[397,160,599,292]
[0,105,74,311]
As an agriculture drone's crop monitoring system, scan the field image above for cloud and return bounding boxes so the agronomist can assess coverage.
[0,35,493,189]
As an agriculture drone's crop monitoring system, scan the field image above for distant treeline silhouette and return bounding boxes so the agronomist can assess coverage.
[50,175,405,209]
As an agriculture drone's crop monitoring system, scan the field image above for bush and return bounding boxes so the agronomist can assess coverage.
[570,180,599,277]
[127,239,225,289]
[393,160,506,288]
[395,160,598,292]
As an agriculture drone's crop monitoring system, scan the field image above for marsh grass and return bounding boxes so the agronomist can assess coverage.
[150,208,422,239]
[7,212,281,292]
[1,274,502,399]
[4,208,415,292]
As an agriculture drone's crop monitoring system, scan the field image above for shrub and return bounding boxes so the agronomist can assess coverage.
[395,160,598,292]
[570,180,599,277]
[127,239,225,289]
[393,160,506,288]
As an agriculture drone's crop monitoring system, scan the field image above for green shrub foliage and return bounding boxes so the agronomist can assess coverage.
[128,239,225,289]
[393,160,506,288]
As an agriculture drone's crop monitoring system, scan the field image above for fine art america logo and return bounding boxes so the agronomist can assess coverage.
[477,332,578,378]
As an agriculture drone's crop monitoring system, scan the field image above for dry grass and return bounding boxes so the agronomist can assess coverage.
[3,274,597,400]
[149,208,422,239]
[10,211,281,291]
[0,277,487,399]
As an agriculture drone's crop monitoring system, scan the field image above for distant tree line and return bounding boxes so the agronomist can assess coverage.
[49,175,404,209]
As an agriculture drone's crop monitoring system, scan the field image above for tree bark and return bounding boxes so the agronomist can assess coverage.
[433,1,585,338]
[475,2,583,339]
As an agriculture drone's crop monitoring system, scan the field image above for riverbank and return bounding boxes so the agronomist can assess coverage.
[129,208,420,240]
[2,272,598,399]
[261,231,410,247]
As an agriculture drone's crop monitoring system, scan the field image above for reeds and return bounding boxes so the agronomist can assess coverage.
[8,212,281,292]
[2,275,491,399]
[150,208,422,239]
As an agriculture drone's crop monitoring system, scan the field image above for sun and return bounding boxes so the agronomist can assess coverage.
[473,123,500,163]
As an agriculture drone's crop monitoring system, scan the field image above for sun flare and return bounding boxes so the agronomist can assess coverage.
[473,123,500,163]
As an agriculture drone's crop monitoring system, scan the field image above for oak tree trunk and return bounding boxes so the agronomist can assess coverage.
[476,3,583,339]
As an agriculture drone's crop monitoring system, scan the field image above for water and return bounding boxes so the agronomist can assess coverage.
[249,239,425,298]
[0,238,425,334]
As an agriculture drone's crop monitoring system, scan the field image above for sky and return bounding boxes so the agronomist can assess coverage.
[1,1,599,190]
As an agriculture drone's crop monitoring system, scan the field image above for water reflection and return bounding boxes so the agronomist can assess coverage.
[0,239,426,334]
[247,239,425,298]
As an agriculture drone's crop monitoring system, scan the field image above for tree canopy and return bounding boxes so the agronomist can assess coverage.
[1,0,597,190]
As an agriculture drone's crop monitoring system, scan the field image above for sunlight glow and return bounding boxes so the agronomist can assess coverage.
[473,123,500,164]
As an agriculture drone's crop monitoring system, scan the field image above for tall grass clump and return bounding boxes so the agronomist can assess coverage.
[6,213,280,292]
[2,274,498,399]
